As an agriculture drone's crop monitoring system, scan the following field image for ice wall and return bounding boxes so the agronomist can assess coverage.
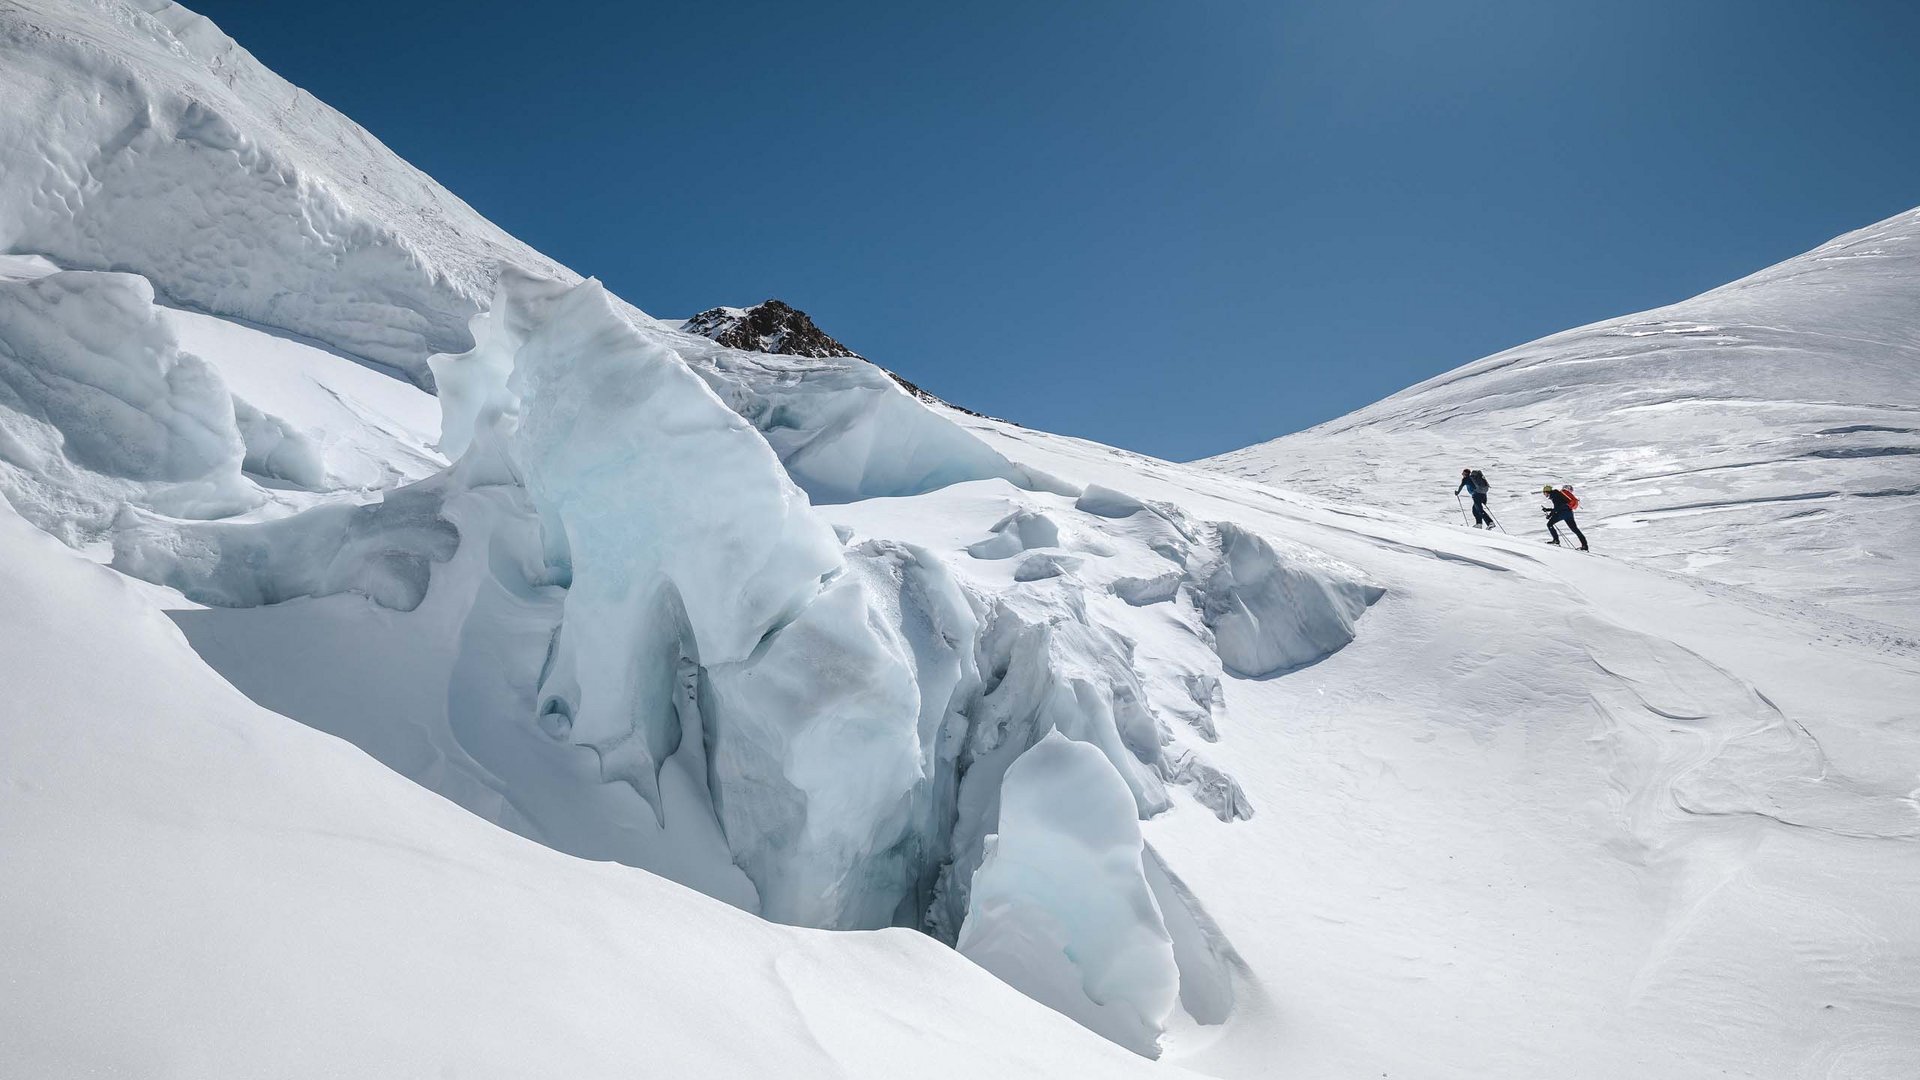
[433,273,958,928]
[958,732,1179,1057]
[678,340,1075,504]
[1197,523,1384,677]
[111,482,458,610]
[0,269,254,540]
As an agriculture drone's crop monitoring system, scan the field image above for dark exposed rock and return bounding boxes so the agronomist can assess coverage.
[683,299,860,359]
[681,299,988,418]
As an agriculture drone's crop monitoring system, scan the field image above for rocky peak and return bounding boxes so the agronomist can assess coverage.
[680,298,989,418]
[682,299,861,359]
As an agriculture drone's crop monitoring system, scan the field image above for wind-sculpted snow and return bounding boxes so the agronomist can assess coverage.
[0,0,1379,1049]
[0,269,254,539]
[669,331,1075,504]
[228,396,328,490]
[0,251,1353,1020]
[1073,484,1384,680]
[1196,523,1385,677]
[425,270,1313,940]
[111,481,458,610]
[832,479,1381,999]
[958,732,1180,1057]
[0,0,577,382]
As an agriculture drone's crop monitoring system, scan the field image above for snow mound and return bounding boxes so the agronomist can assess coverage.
[0,269,254,540]
[1195,523,1384,677]
[967,506,1116,560]
[959,731,1180,1057]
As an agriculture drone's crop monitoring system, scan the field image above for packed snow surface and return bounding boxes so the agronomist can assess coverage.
[1,1,1917,1077]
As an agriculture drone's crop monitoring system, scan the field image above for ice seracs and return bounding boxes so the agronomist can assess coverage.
[1194,523,1383,677]
[434,271,937,929]
[958,731,1180,1057]
[0,269,255,540]
[2,2,1915,1076]
[0,497,1175,1080]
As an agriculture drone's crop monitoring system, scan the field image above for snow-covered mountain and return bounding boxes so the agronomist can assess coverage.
[2,3,1917,1079]
[1206,209,1920,634]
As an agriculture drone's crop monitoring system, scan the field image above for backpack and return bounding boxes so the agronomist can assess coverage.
[1470,470,1489,495]
[1560,486,1580,510]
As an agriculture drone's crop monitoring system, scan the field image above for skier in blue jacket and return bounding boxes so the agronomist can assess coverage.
[1456,468,1494,528]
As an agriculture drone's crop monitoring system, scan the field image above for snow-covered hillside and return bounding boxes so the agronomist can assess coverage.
[1207,209,1920,634]
[2,2,1917,1079]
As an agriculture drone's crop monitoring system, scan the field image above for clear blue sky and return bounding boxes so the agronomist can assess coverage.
[190,0,1920,461]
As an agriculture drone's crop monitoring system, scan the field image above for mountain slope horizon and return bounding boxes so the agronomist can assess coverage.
[1206,204,1920,633]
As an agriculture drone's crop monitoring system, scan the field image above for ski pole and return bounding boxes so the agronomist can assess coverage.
[1455,493,1469,525]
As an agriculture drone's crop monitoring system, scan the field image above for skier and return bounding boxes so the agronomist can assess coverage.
[1456,468,1495,528]
[1541,485,1589,550]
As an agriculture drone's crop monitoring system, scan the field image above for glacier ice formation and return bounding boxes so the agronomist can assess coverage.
[0,0,1391,1058]
[49,259,1379,1052]
[957,731,1180,1057]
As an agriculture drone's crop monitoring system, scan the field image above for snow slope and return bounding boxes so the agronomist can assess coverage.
[956,415,1920,1078]
[2,2,1917,1077]
[1207,207,1920,634]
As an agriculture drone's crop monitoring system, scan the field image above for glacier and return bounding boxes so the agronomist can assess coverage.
[958,731,1180,1058]
[0,1,1916,1078]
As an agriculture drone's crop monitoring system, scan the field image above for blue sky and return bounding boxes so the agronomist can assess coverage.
[191,0,1920,460]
